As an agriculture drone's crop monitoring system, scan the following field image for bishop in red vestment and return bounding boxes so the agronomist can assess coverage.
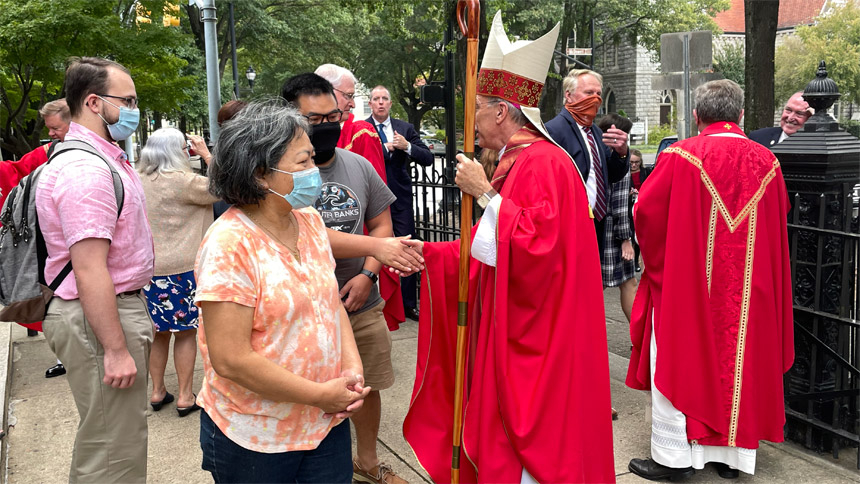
[403,11,615,483]
[626,80,794,480]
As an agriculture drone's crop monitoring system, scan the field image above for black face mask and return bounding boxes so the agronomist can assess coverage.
[310,121,341,164]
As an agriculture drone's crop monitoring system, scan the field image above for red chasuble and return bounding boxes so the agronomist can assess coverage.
[2,144,50,332]
[626,122,794,449]
[338,113,405,330]
[404,126,615,483]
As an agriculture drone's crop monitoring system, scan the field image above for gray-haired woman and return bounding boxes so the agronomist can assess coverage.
[137,127,218,417]
[194,101,368,483]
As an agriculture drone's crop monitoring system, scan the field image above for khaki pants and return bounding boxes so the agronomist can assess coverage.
[43,292,154,483]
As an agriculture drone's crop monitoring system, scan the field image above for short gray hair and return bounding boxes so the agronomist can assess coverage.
[484,97,527,127]
[208,100,309,205]
[694,79,744,125]
[137,128,190,176]
[315,64,356,89]
[39,99,70,122]
[563,69,603,94]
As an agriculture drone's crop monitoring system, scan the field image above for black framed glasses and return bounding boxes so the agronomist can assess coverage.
[97,94,138,109]
[303,109,343,125]
[334,88,355,101]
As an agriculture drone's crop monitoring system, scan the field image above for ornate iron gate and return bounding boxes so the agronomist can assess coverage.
[777,62,860,468]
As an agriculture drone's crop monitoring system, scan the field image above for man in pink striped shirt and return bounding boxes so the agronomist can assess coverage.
[36,57,154,483]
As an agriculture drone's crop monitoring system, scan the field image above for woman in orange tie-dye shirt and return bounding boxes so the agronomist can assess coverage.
[194,102,369,483]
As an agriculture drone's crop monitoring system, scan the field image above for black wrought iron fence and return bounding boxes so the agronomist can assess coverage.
[784,183,860,467]
[411,159,479,243]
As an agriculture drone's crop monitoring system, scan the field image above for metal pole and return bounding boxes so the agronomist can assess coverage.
[229,2,239,100]
[444,4,456,167]
[683,33,691,139]
[201,0,222,143]
[590,19,595,70]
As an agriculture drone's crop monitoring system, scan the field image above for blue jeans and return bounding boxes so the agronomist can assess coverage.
[200,410,352,483]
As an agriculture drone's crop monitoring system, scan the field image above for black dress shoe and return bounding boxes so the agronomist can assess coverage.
[713,463,739,479]
[628,458,694,481]
[404,307,419,321]
[45,363,66,378]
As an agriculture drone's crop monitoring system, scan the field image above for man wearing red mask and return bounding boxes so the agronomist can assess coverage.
[546,69,630,257]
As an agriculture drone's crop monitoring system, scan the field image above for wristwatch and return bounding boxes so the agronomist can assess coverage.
[476,189,499,210]
[360,269,378,283]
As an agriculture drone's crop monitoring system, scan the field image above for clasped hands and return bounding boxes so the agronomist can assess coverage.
[318,369,370,419]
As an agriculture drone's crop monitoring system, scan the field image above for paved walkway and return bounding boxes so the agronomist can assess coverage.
[3,289,858,483]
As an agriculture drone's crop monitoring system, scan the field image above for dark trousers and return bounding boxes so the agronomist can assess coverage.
[594,216,607,265]
[200,411,352,483]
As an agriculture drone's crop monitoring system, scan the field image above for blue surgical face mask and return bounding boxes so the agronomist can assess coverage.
[268,166,321,209]
[97,96,140,141]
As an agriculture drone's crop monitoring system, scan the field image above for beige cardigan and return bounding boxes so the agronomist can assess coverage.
[139,170,219,276]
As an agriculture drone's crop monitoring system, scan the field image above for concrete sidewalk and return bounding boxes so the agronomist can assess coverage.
[3,289,858,483]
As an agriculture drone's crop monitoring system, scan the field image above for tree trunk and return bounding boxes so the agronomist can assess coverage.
[744,0,779,132]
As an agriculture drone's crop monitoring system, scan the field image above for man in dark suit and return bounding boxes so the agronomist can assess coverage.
[749,92,812,148]
[367,85,434,321]
[546,69,629,260]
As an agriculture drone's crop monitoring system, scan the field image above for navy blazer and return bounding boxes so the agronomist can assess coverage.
[545,109,629,188]
[748,126,784,149]
[366,116,434,225]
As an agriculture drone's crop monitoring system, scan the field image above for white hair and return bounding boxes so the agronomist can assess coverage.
[315,64,356,89]
[138,128,191,176]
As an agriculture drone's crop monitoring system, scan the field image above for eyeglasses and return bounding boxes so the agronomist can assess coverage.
[97,94,138,109]
[302,109,343,125]
[334,88,355,101]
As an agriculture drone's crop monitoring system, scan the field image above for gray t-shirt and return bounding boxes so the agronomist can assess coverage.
[315,148,396,315]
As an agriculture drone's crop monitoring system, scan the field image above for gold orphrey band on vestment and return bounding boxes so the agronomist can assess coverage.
[707,203,717,295]
[728,207,756,447]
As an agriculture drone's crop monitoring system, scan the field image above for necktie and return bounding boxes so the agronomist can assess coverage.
[584,126,607,221]
[376,123,388,145]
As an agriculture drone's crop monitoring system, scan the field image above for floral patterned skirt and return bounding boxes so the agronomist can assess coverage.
[143,270,199,332]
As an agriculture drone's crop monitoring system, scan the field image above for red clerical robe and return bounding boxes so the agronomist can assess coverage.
[404,125,615,483]
[1,144,51,332]
[626,122,794,449]
[338,113,405,330]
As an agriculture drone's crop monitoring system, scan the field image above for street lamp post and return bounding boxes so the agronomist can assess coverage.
[246,66,256,92]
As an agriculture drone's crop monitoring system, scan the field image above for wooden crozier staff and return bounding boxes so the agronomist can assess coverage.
[452,1,479,483]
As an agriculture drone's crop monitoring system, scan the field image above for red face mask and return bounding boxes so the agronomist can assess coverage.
[565,94,602,127]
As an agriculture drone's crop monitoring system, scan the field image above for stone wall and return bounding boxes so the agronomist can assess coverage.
[594,39,676,138]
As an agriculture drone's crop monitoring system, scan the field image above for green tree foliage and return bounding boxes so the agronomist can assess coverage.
[352,1,449,129]
[714,41,745,90]
[774,2,860,108]
[0,0,193,158]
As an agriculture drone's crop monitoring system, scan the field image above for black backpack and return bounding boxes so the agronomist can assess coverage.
[0,140,124,323]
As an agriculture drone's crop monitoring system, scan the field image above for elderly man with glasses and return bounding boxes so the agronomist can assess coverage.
[280,73,409,484]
